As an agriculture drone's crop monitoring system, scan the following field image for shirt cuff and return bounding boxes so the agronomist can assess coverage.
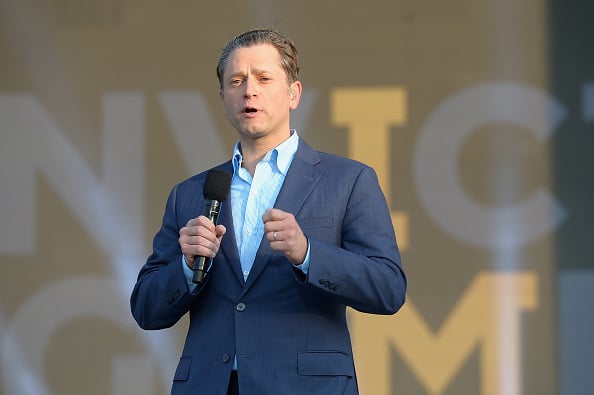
[182,256,198,291]
[293,240,311,274]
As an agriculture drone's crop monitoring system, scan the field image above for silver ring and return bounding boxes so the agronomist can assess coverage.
[273,231,277,241]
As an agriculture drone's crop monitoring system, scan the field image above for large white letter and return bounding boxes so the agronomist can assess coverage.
[0,93,145,258]
[413,82,567,249]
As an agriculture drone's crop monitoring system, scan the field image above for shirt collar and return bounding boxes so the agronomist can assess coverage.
[232,130,299,176]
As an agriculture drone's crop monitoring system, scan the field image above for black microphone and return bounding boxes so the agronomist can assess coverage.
[192,169,232,284]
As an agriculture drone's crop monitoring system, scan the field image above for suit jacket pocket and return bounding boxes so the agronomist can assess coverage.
[173,357,191,381]
[298,215,333,230]
[297,351,354,377]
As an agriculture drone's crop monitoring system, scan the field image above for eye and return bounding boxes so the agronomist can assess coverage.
[230,79,242,87]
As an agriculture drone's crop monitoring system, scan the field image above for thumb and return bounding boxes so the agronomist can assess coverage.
[215,224,227,239]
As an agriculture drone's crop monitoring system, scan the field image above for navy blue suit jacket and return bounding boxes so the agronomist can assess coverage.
[131,140,406,395]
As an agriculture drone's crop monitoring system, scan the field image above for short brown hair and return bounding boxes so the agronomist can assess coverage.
[216,28,300,90]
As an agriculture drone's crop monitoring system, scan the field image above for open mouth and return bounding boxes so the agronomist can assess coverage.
[243,106,258,114]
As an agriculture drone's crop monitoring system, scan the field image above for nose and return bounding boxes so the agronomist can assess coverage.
[243,77,257,98]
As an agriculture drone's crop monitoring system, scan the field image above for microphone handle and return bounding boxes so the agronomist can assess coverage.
[192,256,210,284]
[192,199,221,284]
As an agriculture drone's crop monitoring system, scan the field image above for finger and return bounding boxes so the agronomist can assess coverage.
[262,208,286,223]
[185,216,202,227]
[180,226,211,243]
[186,215,217,230]
[181,236,218,257]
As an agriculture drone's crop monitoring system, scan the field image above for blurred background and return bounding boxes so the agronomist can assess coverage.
[1,0,592,394]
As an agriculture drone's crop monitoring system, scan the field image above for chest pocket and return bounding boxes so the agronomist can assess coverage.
[298,215,333,230]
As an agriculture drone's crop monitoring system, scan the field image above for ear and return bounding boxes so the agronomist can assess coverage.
[289,81,302,110]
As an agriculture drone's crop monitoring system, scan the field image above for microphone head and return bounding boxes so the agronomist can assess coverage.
[203,169,231,201]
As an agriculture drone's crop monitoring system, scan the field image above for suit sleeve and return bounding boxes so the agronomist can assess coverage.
[130,184,201,330]
[305,166,407,315]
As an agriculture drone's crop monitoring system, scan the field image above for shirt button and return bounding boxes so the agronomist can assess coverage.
[246,227,252,234]
[236,302,246,312]
[243,270,250,277]
[222,353,231,363]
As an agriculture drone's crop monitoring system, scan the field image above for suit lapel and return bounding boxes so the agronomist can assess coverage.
[218,198,245,285]
[212,162,245,285]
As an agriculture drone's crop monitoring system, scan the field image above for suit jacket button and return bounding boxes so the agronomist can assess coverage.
[222,353,231,363]
[236,302,246,312]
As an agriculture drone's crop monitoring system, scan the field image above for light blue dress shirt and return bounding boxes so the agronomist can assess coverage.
[182,131,309,287]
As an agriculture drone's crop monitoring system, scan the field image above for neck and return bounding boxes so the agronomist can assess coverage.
[240,131,291,176]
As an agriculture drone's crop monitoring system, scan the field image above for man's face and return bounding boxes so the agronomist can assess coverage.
[220,44,301,143]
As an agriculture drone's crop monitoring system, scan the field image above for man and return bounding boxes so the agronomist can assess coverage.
[131,28,406,395]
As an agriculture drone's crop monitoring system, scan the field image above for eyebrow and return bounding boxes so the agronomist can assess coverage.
[227,66,278,79]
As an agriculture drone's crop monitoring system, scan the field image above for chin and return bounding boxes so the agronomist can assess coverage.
[240,128,267,138]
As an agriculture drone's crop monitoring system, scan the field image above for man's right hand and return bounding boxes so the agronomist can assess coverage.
[179,216,227,268]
